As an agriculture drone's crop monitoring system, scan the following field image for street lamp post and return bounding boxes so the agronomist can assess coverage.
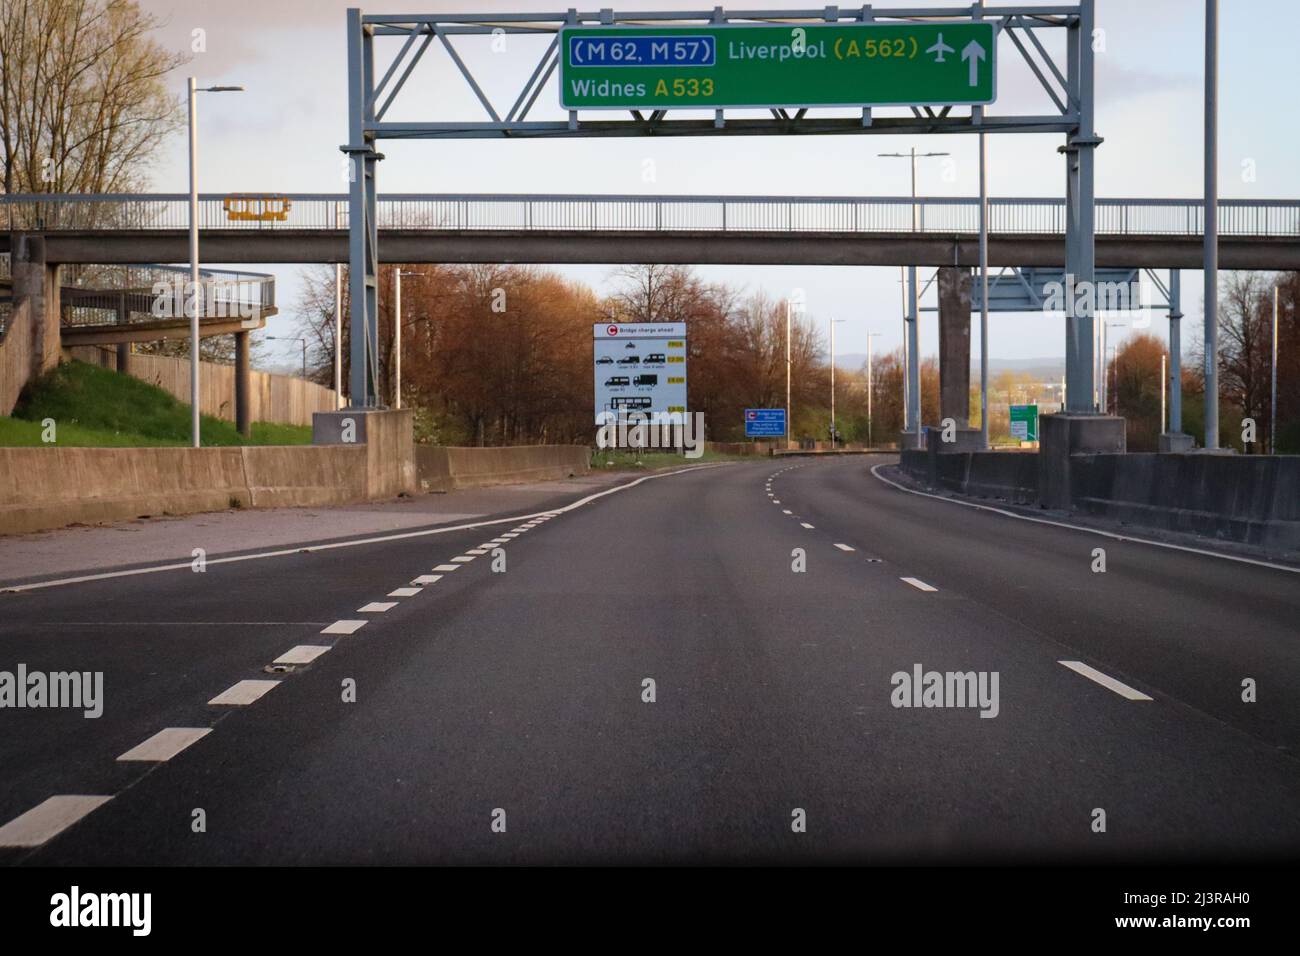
[266,336,307,380]
[1161,351,1167,433]
[829,318,845,448]
[187,78,244,448]
[866,331,881,448]
[335,205,345,409]
[880,147,949,445]
[394,270,427,410]
[1272,285,1280,455]
[978,131,990,450]
[785,299,793,448]
[1103,323,1125,414]
[1204,0,1220,448]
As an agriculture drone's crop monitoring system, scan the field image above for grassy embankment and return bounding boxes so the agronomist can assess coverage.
[0,360,311,447]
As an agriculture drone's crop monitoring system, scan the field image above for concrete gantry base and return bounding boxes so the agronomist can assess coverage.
[313,408,416,499]
[1158,432,1195,453]
[1038,414,1126,510]
[898,430,926,451]
[931,426,986,453]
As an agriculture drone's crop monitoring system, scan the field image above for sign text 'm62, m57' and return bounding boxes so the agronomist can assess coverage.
[559,22,996,110]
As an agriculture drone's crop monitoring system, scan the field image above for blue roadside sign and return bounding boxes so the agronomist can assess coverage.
[745,408,787,437]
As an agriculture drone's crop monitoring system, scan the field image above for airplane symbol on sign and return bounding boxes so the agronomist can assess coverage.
[926,33,954,63]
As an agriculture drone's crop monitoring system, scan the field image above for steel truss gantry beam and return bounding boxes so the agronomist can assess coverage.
[344,3,1098,411]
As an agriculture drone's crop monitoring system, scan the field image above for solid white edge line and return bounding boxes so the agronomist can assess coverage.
[2,464,729,593]
[1058,660,1154,701]
[870,463,1299,575]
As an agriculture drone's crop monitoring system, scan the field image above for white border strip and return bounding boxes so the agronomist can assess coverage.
[870,464,1299,575]
[2,465,725,593]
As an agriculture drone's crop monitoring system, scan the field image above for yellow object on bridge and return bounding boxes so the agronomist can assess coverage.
[223,195,292,222]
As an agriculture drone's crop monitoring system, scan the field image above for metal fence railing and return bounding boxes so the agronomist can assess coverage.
[2,193,1298,237]
[59,263,275,329]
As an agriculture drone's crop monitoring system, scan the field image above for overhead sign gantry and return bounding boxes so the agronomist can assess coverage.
[343,4,1099,416]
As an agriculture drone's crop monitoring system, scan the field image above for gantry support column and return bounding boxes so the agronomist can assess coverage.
[344,6,383,409]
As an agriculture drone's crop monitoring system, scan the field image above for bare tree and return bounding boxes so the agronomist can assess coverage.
[0,0,185,208]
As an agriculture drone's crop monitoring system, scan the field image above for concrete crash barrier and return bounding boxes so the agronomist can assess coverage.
[416,444,590,493]
[0,409,418,536]
[903,447,1038,505]
[0,444,359,536]
[899,448,1300,551]
[1070,453,1300,551]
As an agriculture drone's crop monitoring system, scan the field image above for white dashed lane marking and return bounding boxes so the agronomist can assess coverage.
[451,555,476,563]
[901,577,938,592]
[800,523,815,529]
[0,795,113,848]
[466,548,490,555]
[117,728,211,762]
[412,574,442,584]
[834,543,856,552]
[432,564,460,572]
[358,602,397,613]
[274,645,331,665]
[388,587,422,597]
[1058,660,1154,701]
[209,680,280,706]
[321,619,367,635]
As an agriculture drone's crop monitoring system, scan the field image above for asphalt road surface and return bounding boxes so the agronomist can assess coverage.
[2,455,1298,865]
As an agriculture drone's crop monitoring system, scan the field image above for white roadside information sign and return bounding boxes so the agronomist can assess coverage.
[593,322,688,425]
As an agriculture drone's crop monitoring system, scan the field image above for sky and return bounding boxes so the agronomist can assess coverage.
[135,0,1299,373]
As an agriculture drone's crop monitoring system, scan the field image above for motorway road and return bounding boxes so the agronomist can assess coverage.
[1,455,1298,865]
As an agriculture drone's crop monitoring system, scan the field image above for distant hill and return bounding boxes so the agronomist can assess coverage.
[833,353,1065,380]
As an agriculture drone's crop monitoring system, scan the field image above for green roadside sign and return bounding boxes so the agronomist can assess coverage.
[558,22,996,110]
[1009,404,1039,443]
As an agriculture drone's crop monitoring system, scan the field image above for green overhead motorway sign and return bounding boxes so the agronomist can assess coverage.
[559,22,997,111]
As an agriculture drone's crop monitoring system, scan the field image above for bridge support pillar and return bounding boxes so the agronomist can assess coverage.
[938,266,972,428]
[235,330,251,437]
[11,234,61,381]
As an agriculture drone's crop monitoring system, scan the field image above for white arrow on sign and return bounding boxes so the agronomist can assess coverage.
[961,40,986,87]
